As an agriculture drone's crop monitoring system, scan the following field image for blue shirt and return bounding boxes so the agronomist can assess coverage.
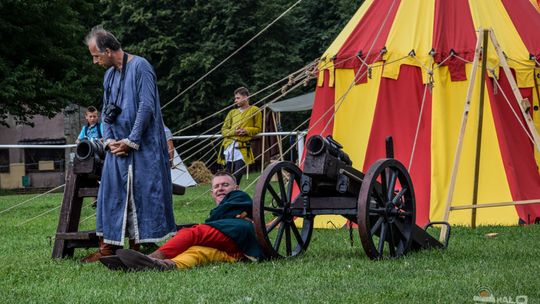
[78,123,103,141]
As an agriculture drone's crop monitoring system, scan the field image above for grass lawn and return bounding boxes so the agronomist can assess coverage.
[0,178,539,303]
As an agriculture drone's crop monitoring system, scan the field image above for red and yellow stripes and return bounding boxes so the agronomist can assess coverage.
[309,0,540,227]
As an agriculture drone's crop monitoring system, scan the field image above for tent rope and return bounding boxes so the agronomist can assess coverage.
[17,199,95,227]
[488,68,535,145]
[408,83,429,171]
[170,60,318,157]
[171,78,313,183]
[452,54,472,64]
[161,0,304,110]
[319,54,380,137]
[170,60,317,161]
[171,60,316,136]
[0,184,65,216]
[361,0,399,64]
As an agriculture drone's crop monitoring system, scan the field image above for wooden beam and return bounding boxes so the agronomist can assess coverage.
[471,29,490,228]
[489,29,540,152]
[451,199,540,210]
[439,30,484,241]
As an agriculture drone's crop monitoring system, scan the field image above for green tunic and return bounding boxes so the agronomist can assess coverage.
[205,190,265,260]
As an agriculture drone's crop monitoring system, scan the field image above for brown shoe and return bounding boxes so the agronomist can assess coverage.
[80,238,121,263]
[129,239,140,252]
[116,249,176,271]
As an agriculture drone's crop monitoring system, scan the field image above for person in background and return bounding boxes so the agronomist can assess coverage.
[217,87,262,184]
[76,106,103,143]
[164,125,174,167]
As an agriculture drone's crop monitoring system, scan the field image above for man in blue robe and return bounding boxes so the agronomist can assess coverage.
[81,26,176,262]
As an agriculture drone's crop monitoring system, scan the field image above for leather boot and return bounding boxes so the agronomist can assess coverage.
[117,249,176,271]
[80,238,121,263]
[129,239,140,252]
[148,249,167,260]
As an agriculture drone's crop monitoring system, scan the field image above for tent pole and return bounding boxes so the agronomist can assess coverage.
[451,198,540,210]
[439,29,484,241]
[488,29,540,152]
[273,112,284,161]
[471,29,490,228]
[261,107,266,173]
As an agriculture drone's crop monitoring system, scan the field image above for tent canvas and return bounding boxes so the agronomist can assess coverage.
[268,92,315,112]
[171,149,196,187]
[307,0,540,227]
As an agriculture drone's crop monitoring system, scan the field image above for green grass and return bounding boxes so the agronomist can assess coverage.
[0,179,539,303]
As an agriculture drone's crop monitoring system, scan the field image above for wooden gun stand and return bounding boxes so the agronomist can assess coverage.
[52,163,100,259]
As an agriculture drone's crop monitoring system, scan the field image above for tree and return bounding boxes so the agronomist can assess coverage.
[101,0,363,135]
[0,0,103,127]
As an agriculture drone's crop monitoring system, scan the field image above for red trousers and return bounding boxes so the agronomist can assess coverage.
[158,224,243,259]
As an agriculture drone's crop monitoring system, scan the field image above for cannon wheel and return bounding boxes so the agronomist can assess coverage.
[357,159,416,260]
[253,161,313,259]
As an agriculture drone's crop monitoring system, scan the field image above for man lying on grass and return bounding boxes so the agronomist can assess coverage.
[100,171,265,271]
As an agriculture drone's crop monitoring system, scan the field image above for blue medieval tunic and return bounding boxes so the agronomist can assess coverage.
[96,55,176,245]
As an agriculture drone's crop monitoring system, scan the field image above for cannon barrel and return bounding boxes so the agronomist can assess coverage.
[76,139,105,161]
[307,135,352,166]
[73,139,105,176]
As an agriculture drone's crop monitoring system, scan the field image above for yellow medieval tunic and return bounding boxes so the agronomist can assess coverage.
[218,105,262,165]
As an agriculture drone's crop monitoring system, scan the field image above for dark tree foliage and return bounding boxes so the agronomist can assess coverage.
[0,0,103,127]
[101,0,363,135]
[0,0,363,130]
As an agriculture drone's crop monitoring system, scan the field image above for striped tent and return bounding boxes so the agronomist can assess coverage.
[307,0,540,227]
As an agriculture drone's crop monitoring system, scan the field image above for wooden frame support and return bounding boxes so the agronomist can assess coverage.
[439,28,540,241]
[52,165,99,259]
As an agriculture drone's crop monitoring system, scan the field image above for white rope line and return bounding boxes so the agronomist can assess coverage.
[171,61,316,154]
[171,60,314,136]
[361,0,398,65]
[453,54,472,64]
[243,124,307,192]
[172,66,315,164]
[18,199,96,226]
[16,204,61,226]
[173,78,309,170]
[489,69,535,145]
[369,55,409,68]
[0,184,65,216]
[318,55,373,140]
[435,53,454,67]
[79,211,96,224]
[408,83,429,171]
[161,0,304,110]
[171,80,311,183]
[187,135,295,204]
[410,53,431,72]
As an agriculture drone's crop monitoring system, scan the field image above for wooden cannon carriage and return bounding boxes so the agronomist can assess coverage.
[252,135,450,260]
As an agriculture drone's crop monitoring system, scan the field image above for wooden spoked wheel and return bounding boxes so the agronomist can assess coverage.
[357,159,416,260]
[253,161,313,259]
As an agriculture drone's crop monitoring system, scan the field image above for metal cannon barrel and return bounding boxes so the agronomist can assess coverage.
[74,139,105,176]
[306,135,352,166]
[76,139,105,161]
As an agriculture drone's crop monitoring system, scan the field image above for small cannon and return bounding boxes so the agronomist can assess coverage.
[73,139,105,176]
[52,140,105,258]
[253,135,449,260]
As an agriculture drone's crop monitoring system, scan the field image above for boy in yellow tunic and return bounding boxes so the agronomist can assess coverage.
[217,87,262,184]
